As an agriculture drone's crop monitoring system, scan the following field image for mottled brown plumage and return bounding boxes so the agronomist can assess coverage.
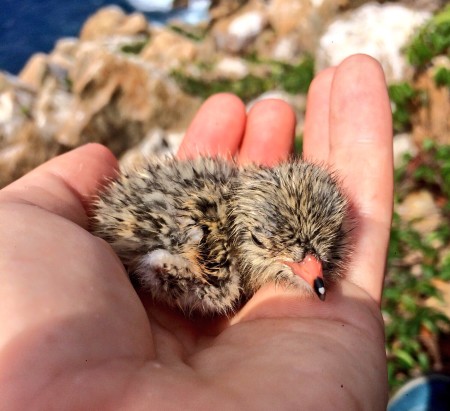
[229,161,352,299]
[92,157,240,315]
[91,157,353,316]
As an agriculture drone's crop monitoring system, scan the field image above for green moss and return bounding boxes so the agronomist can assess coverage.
[172,71,271,101]
[169,24,206,42]
[19,105,32,118]
[172,56,315,102]
[406,5,450,67]
[120,39,148,55]
[388,82,417,133]
[276,57,314,94]
[64,76,73,92]
[434,66,450,87]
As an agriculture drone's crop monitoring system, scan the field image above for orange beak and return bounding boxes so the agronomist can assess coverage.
[282,254,326,301]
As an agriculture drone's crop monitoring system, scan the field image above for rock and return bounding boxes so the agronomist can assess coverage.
[0,74,36,145]
[79,6,149,41]
[316,2,431,83]
[393,133,418,168]
[0,73,61,187]
[48,38,81,72]
[412,56,450,147]
[400,0,448,13]
[209,0,248,22]
[267,0,311,36]
[212,1,268,53]
[271,34,305,63]
[425,279,450,321]
[396,190,443,235]
[141,27,198,70]
[33,67,74,143]
[55,44,195,154]
[265,0,371,61]
[18,53,49,90]
[0,16,201,187]
[120,128,184,169]
[3,2,448,191]
[215,56,249,79]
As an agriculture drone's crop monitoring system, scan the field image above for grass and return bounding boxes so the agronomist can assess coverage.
[171,56,314,102]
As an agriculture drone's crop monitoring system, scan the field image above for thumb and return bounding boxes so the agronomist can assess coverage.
[0,144,118,228]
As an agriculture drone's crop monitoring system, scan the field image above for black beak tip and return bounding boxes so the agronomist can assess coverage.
[313,277,326,302]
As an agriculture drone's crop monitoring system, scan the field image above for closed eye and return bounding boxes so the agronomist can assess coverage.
[251,232,265,248]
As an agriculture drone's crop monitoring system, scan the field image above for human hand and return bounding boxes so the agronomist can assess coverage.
[0,54,392,409]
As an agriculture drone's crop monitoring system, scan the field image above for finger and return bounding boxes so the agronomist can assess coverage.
[303,67,335,162]
[0,143,118,228]
[177,93,246,159]
[328,54,393,303]
[238,99,296,166]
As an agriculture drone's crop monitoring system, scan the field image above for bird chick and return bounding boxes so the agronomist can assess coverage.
[92,157,352,316]
[229,160,353,302]
[91,157,241,315]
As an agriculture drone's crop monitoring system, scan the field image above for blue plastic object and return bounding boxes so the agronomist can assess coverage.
[388,375,450,411]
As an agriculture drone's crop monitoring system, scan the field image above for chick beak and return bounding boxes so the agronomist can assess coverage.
[282,254,326,301]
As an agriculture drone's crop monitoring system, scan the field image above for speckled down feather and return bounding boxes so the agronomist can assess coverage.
[91,157,352,315]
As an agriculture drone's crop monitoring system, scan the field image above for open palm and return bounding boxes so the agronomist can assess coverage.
[0,55,392,410]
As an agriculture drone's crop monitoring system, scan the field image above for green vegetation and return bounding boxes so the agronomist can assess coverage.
[388,82,418,133]
[172,56,314,102]
[120,38,149,55]
[172,71,272,102]
[406,5,450,67]
[384,5,450,391]
[434,66,450,87]
[385,140,450,392]
[169,24,206,42]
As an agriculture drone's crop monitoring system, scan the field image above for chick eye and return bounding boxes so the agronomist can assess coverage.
[251,232,265,248]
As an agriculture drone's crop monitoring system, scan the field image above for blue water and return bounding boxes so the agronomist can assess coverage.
[0,0,209,74]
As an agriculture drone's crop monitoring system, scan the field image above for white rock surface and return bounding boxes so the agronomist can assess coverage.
[316,2,431,82]
[120,128,184,169]
[228,11,266,39]
[215,57,249,79]
[214,7,268,53]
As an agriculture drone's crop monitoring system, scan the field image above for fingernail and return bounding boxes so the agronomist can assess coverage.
[314,277,326,301]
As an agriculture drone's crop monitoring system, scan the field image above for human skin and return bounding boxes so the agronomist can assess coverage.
[0,54,392,410]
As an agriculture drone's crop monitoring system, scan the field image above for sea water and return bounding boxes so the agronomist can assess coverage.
[0,0,209,74]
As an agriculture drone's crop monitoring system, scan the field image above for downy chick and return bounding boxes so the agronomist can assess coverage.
[229,160,352,302]
[92,157,352,315]
[92,157,241,315]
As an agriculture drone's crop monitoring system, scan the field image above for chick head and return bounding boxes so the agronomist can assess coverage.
[229,160,352,299]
